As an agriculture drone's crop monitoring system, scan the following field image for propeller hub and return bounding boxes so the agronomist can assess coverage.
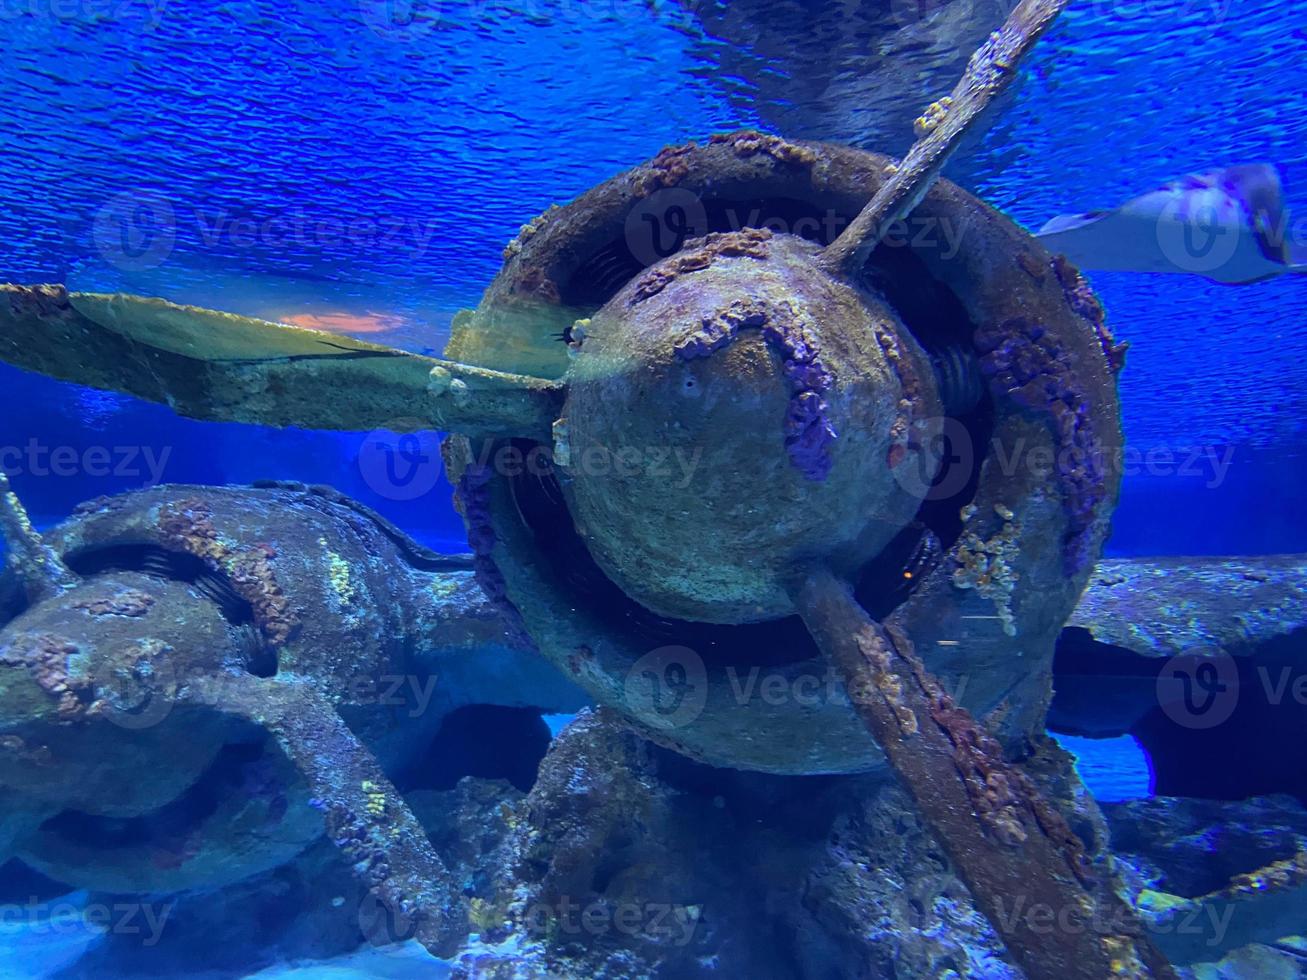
[557,232,944,624]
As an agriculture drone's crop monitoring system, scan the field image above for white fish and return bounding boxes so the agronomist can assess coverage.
[1037,164,1307,285]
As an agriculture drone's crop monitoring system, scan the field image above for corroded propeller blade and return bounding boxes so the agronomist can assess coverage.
[0,470,77,604]
[0,285,562,441]
[790,567,1177,980]
[189,674,463,956]
[823,0,1073,274]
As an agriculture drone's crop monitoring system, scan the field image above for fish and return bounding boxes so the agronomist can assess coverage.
[1036,164,1307,285]
[275,310,408,335]
[66,257,454,353]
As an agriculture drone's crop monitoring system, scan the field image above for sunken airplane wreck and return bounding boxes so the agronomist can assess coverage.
[0,0,1215,976]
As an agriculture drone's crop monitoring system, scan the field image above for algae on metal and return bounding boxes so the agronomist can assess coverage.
[0,482,584,951]
[0,0,1174,974]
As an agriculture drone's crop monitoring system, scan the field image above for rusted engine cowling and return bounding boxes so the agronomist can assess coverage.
[0,483,576,894]
[444,133,1126,775]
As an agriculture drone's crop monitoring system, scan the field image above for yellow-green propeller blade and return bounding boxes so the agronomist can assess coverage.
[1,285,562,440]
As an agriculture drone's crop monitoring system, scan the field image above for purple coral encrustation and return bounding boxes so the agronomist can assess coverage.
[1051,256,1128,373]
[456,460,535,647]
[675,302,837,481]
[764,319,837,481]
[974,317,1107,573]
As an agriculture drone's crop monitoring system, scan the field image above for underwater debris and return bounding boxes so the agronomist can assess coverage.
[672,297,838,481]
[0,482,584,930]
[975,316,1108,574]
[0,0,1156,972]
[631,141,697,197]
[0,3,1122,782]
[1068,553,1307,661]
[503,204,562,261]
[952,503,1022,638]
[708,129,819,167]
[71,587,156,618]
[0,471,78,604]
[319,539,357,608]
[158,498,300,648]
[453,459,534,650]
[631,227,773,304]
[792,567,1174,979]
[1052,255,1129,372]
[0,632,92,721]
[914,96,955,137]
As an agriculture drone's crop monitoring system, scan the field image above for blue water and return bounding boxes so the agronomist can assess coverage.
[2,0,1306,552]
[2,2,1306,977]
[1051,733,1153,802]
